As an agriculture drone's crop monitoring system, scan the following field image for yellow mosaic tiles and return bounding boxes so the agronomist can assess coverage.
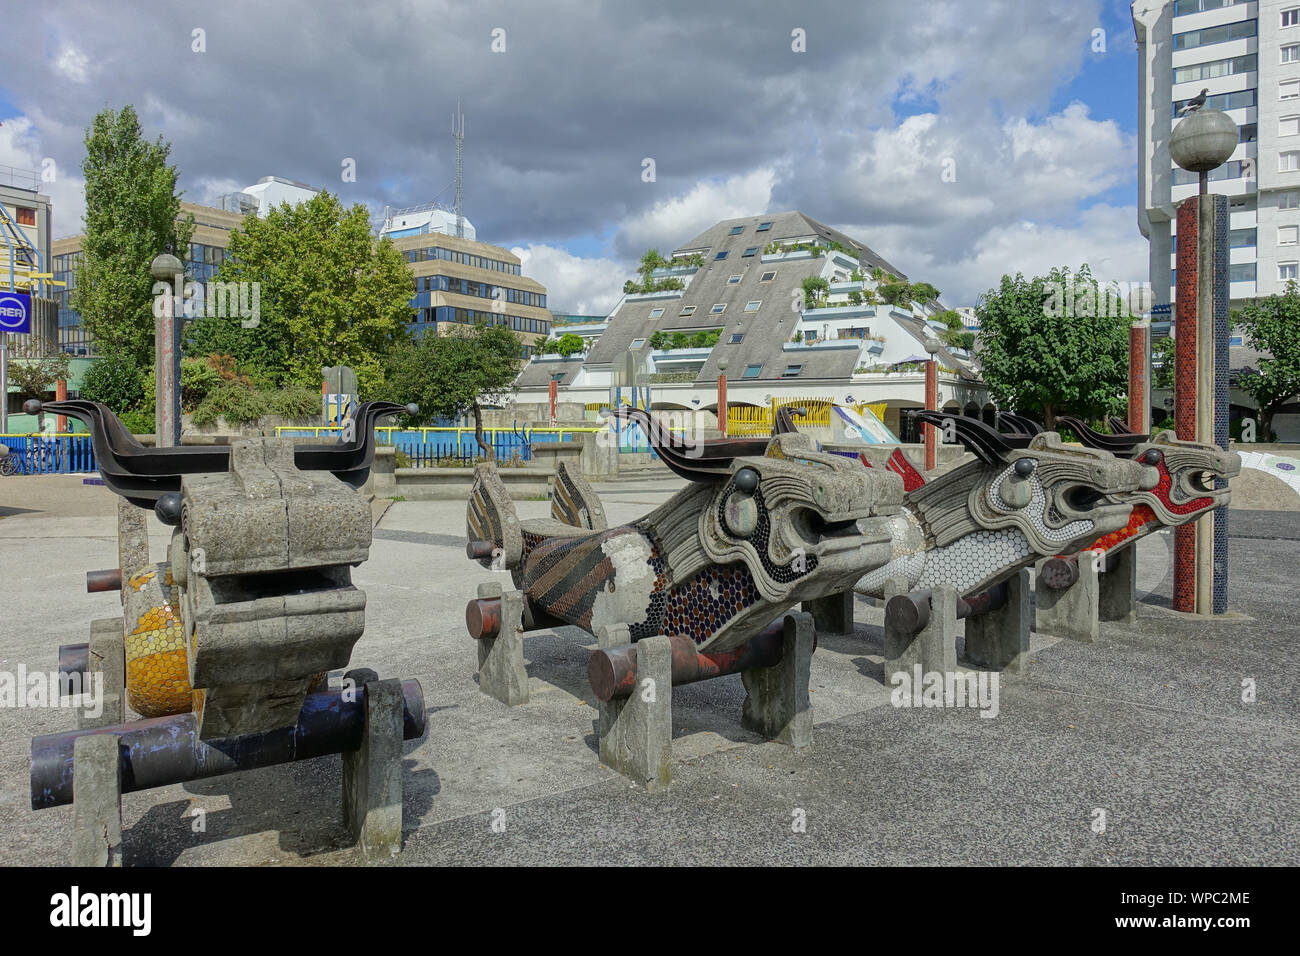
[124,563,194,717]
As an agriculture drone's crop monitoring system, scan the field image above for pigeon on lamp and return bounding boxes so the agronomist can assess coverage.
[1179,88,1209,115]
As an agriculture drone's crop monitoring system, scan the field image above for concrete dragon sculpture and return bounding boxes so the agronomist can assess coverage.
[854,411,1149,599]
[36,399,411,735]
[467,408,904,652]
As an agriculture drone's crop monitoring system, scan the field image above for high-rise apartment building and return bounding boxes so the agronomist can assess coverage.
[1135,0,1300,319]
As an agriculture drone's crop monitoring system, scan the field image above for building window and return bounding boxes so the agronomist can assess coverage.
[649,307,665,318]
[1285,45,1300,64]
[744,300,761,312]
[1172,53,1255,84]
[760,270,777,281]
[714,251,728,260]
[630,338,646,349]
[1288,9,1300,28]
[727,275,742,284]
[1282,151,1300,172]
[15,207,35,226]
[1281,190,1300,209]
[742,247,758,257]
[780,364,803,378]
[1240,123,1258,142]
[756,222,773,232]
[1174,19,1256,52]
[710,303,727,314]
[742,364,762,378]
[1283,116,1300,137]
[680,305,697,316]
[729,333,744,344]
[1230,227,1257,248]
[1280,226,1298,246]
[1230,335,1244,346]
[1284,81,1300,100]
[728,225,744,235]
[1279,262,1298,281]
[1228,263,1255,282]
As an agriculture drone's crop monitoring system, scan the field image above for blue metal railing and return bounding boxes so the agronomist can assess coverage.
[0,434,98,475]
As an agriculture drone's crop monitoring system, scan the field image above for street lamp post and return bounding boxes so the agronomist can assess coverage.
[717,358,728,436]
[923,337,940,472]
[150,254,184,448]
[1168,107,1237,615]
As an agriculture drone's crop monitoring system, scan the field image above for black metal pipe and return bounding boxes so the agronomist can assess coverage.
[886,581,1010,636]
[31,679,425,810]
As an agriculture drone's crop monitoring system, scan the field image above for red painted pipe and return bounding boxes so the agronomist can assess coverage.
[588,619,792,702]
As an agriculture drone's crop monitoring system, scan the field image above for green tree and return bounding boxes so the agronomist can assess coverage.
[6,337,71,400]
[553,332,586,357]
[800,276,830,310]
[77,352,145,413]
[72,105,195,365]
[1152,335,1177,391]
[1236,281,1300,440]
[185,191,412,394]
[382,324,524,456]
[974,265,1130,427]
[933,309,975,351]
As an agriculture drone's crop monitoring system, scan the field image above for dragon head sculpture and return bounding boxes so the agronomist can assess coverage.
[1055,416,1240,553]
[856,412,1147,597]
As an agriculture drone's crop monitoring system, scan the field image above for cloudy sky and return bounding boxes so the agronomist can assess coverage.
[2,0,1147,313]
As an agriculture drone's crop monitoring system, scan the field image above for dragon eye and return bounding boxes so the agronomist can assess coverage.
[1013,458,1036,477]
[1141,449,1163,466]
[734,467,760,492]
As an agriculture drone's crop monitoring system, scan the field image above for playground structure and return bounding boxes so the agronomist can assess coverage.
[25,399,426,865]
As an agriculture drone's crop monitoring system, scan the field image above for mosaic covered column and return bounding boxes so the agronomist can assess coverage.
[1173,193,1230,614]
[1128,323,1149,435]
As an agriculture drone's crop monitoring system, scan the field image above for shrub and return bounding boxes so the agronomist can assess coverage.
[191,382,270,425]
[118,406,156,434]
[267,387,321,421]
[78,354,144,413]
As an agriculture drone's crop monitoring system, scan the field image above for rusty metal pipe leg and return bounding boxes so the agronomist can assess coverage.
[86,568,123,593]
[588,618,789,702]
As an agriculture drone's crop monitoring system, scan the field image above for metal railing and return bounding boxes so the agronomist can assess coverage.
[0,434,97,475]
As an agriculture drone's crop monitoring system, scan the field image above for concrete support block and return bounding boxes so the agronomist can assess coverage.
[475,582,529,706]
[71,734,123,867]
[964,569,1031,674]
[597,633,672,790]
[80,618,125,729]
[1035,554,1100,643]
[741,612,814,748]
[1099,546,1137,624]
[801,589,853,636]
[116,498,149,589]
[884,583,958,679]
[342,678,404,860]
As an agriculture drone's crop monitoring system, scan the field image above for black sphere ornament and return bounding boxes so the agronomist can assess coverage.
[734,467,760,492]
[155,493,183,526]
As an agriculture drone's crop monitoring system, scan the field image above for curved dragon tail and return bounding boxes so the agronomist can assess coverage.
[551,460,607,530]
[467,462,523,570]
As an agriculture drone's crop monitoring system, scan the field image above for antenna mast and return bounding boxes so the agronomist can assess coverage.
[452,100,465,239]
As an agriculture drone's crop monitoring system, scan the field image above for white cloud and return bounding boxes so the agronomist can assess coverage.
[866,203,1149,306]
[511,243,629,316]
[0,117,86,240]
[52,44,91,84]
[615,167,778,256]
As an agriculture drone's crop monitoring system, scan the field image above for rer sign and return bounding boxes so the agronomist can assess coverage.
[0,291,32,334]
